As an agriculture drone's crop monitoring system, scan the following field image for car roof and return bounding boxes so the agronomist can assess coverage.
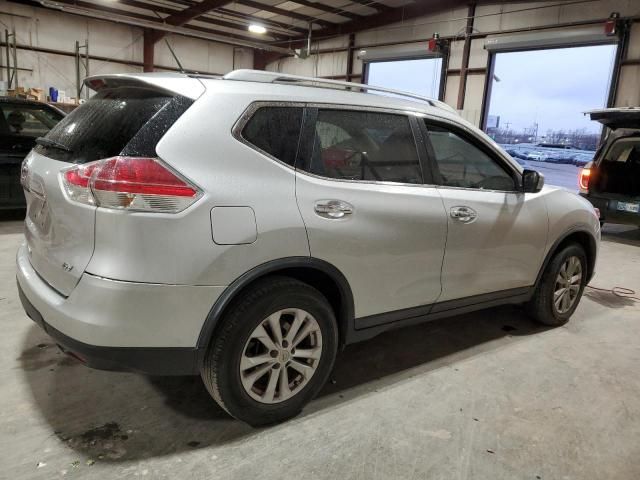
[0,96,49,107]
[0,96,65,117]
[85,70,460,121]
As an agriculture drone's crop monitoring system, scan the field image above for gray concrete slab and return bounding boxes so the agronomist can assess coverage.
[1,215,639,480]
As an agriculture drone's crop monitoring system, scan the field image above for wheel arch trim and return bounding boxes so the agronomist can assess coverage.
[196,257,355,350]
[535,225,598,287]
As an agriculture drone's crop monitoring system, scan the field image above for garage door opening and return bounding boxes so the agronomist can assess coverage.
[365,57,444,100]
[484,44,618,191]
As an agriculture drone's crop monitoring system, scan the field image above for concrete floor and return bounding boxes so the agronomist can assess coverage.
[1,212,639,480]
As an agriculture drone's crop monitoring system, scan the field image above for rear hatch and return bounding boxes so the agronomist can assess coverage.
[22,74,204,296]
[587,107,640,130]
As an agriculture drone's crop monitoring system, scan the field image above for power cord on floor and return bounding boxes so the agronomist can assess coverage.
[586,285,640,302]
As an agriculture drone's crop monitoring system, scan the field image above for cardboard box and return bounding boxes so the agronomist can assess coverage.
[28,88,44,102]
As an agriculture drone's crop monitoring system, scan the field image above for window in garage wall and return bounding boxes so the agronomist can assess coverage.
[484,44,618,191]
[365,57,444,100]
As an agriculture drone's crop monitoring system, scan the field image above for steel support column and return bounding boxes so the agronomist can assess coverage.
[457,3,476,110]
[143,28,155,72]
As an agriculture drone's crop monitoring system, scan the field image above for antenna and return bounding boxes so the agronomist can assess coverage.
[164,38,185,73]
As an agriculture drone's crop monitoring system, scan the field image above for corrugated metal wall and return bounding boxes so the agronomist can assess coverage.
[0,2,253,100]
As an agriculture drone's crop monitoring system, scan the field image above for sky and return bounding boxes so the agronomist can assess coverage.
[488,44,618,134]
[365,45,617,135]
[367,58,443,98]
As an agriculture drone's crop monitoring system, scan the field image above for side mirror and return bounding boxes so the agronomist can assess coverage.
[522,169,544,193]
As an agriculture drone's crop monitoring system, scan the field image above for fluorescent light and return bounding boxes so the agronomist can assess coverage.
[248,24,267,34]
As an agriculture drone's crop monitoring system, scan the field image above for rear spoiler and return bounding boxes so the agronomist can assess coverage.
[84,73,206,100]
[586,107,640,130]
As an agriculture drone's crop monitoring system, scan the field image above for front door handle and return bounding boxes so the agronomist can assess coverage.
[314,200,354,219]
[450,206,477,223]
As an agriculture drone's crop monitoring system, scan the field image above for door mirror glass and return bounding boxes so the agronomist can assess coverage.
[522,169,544,193]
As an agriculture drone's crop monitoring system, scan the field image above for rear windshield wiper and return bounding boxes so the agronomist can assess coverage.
[35,137,72,152]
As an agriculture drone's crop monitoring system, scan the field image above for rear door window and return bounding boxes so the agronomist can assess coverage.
[300,109,423,184]
[595,136,640,196]
[35,87,185,164]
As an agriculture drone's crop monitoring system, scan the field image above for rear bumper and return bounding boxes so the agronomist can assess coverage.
[580,193,640,226]
[16,244,226,375]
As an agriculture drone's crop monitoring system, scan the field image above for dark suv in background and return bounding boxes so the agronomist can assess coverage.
[580,108,640,227]
[0,98,64,210]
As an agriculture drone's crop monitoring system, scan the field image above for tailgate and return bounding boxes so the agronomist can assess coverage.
[587,108,640,130]
[21,74,204,296]
[22,151,96,296]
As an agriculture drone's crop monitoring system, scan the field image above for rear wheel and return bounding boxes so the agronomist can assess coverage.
[526,243,587,326]
[201,276,338,426]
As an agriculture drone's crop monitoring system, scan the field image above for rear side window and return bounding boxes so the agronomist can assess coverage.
[602,137,640,163]
[301,109,423,184]
[241,106,303,167]
[35,87,191,164]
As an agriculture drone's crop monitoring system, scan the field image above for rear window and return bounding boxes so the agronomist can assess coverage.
[602,137,640,164]
[35,87,190,164]
[0,103,62,138]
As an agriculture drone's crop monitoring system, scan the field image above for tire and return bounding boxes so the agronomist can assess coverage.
[201,276,338,426]
[526,243,587,326]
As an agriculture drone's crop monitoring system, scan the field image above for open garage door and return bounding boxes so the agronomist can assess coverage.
[482,29,619,191]
[360,46,445,100]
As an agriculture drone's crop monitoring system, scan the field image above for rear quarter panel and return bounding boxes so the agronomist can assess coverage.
[85,85,310,286]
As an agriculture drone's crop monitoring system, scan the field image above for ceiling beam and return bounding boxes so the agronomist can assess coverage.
[49,0,275,43]
[236,0,336,28]
[154,0,309,35]
[288,0,363,21]
[115,0,294,39]
[306,0,473,38]
[156,0,230,28]
[151,0,231,42]
[347,0,393,13]
[22,0,293,53]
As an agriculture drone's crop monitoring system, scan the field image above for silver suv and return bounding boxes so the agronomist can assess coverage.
[17,70,600,425]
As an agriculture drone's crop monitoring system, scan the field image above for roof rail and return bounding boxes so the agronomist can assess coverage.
[222,69,456,113]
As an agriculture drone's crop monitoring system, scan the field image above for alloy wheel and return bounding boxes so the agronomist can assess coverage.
[240,308,323,404]
[553,255,583,314]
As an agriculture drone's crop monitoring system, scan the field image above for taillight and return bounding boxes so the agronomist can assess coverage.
[63,162,100,205]
[579,168,591,192]
[61,157,200,213]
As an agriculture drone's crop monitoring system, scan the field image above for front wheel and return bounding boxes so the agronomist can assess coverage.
[201,276,338,426]
[526,243,587,326]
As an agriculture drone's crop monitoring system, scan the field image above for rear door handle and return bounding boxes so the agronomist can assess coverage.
[450,206,477,223]
[314,200,354,219]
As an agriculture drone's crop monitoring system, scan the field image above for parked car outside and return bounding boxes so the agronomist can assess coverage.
[525,151,549,162]
[17,71,600,425]
[0,98,65,210]
[580,107,640,227]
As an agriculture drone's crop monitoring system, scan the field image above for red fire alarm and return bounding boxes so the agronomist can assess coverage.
[428,33,440,52]
[605,12,620,36]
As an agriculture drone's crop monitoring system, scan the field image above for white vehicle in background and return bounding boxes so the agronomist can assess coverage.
[526,151,549,162]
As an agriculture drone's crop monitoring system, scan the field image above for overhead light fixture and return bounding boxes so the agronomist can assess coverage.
[248,24,267,34]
